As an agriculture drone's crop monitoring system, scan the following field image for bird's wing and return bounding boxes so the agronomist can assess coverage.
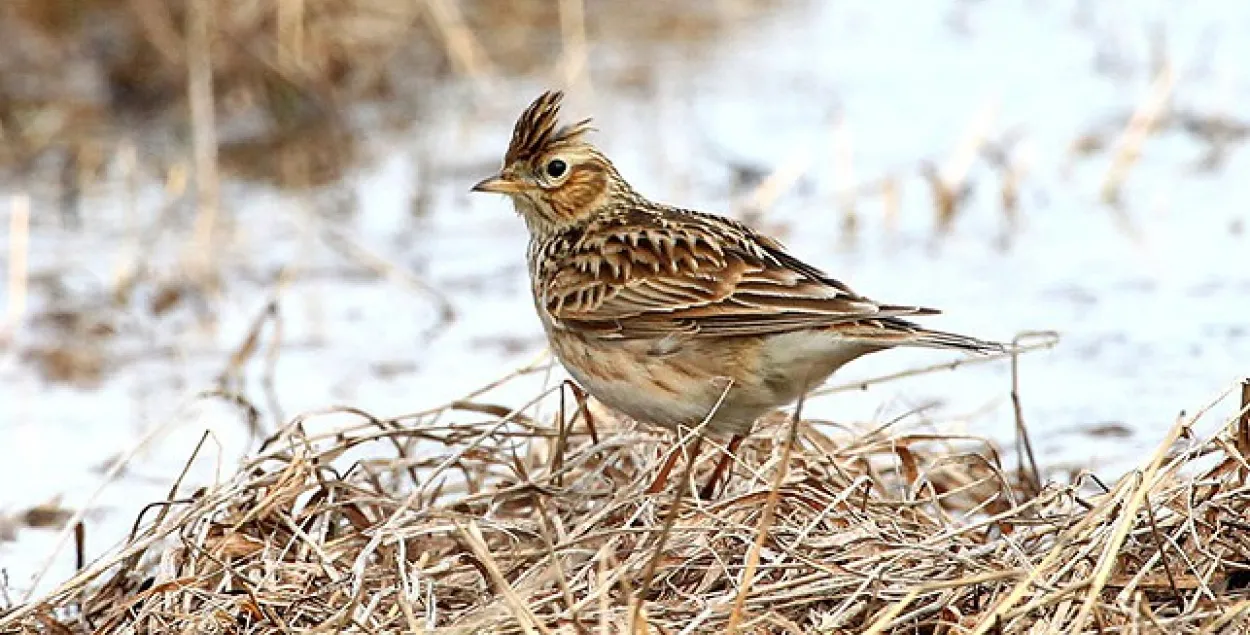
[538,209,939,340]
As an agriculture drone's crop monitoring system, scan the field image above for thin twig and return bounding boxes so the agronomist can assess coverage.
[1010,334,1043,496]
[1236,379,1250,472]
[726,396,803,633]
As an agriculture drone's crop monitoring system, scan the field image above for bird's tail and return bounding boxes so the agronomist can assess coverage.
[840,317,1006,354]
[901,325,1006,354]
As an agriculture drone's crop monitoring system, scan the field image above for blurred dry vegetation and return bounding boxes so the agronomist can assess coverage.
[0,0,793,389]
[0,0,791,189]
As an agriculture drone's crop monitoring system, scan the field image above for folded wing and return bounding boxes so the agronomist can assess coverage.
[539,209,940,340]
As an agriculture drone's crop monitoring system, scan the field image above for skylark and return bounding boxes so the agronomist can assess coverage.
[473,91,1002,496]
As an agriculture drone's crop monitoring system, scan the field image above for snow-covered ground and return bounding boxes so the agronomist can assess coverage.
[2,0,1248,601]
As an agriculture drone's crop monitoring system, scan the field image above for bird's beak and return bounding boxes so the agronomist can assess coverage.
[471,173,525,194]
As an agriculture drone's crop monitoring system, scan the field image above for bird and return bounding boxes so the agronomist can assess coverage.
[472,91,1003,498]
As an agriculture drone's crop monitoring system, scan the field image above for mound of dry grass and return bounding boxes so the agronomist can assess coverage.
[2,369,1248,634]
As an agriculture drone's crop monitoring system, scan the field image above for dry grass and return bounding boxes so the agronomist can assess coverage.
[0,0,790,390]
[3,3,1250,632]
[0,0,787,189]
[2,367,1248,634]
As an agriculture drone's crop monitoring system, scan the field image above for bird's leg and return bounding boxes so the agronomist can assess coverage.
[563,380,599,444]
[646,446,683,494]
[646,435,705,494]
[698,435,744,500]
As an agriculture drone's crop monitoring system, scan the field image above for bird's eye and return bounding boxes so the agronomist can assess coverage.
[545,159,567,179]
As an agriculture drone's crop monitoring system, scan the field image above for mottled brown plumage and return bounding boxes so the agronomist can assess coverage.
[473,91,1002,494]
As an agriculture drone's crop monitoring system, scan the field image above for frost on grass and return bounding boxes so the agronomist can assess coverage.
[2,375,1249,634]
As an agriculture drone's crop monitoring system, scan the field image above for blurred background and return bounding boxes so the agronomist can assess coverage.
[1,0,1248,599]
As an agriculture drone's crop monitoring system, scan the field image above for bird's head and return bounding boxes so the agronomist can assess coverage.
[472,91,625,236]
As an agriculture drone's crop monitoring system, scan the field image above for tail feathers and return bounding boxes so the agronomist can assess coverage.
[903,326,1005,354]
[839,317,1005,354]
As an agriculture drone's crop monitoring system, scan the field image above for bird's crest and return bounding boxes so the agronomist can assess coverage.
[505,91,595,164]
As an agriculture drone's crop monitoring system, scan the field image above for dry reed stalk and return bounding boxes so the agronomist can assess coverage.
[109,142,140,292]
[421,0,495,86]
[1101,62,1175,206]
[1066,415,1186,632]
[932,99,998,233]
[1009,333,1042,496]
[185,0,221,289]
[456,520,552,635]
[125,0,186,65]
[1237,379,1250,470]
[3,194,30,343]
[738,150,811,221]
[881,175,900,237]
[558,0,591,98]
[276,0,306,66]
[986,134,1029,248]
[725,404,801,633]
